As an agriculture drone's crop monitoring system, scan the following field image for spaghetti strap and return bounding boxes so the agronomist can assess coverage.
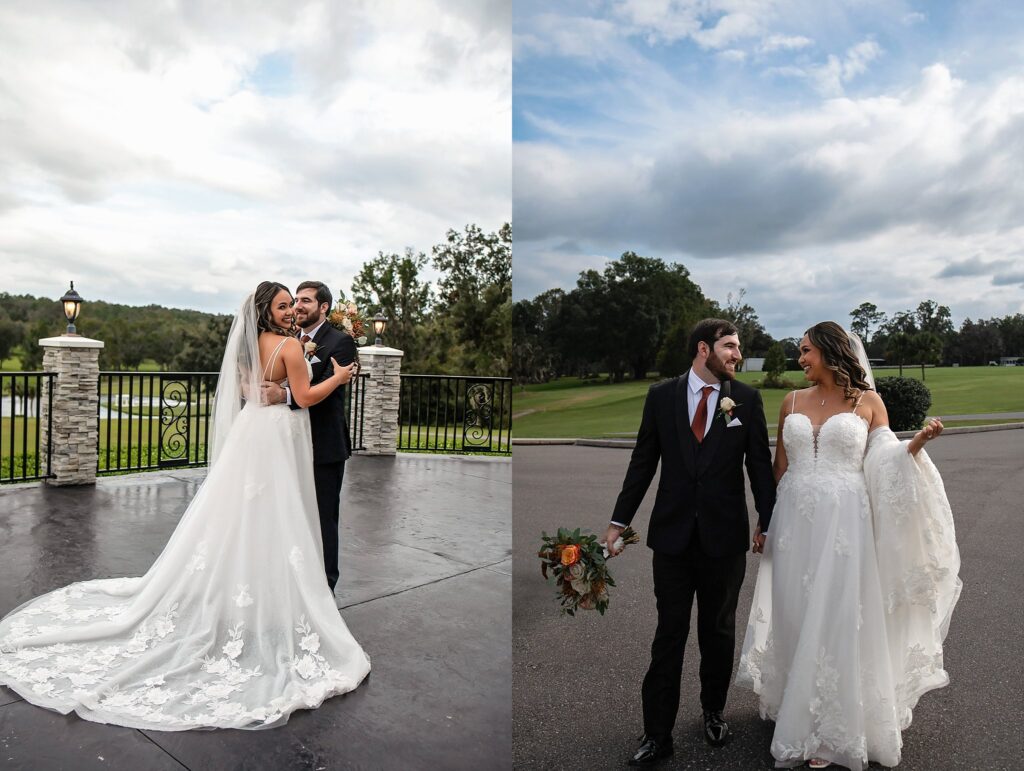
[851,391,865,415]
[789,390,797,415]
[262,337,289,380]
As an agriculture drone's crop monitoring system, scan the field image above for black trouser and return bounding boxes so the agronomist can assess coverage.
[313,460,346,591]
[641,538,746,743]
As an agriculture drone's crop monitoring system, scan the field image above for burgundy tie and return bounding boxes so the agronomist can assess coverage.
[692,386,714,443]
[300,334,311,344]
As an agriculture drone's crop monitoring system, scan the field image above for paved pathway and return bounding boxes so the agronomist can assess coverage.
[513,430,1024,770]
[1,454,511,771]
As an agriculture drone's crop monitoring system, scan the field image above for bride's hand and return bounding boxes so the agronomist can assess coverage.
[908,418,943,456]
[330,358,355,385]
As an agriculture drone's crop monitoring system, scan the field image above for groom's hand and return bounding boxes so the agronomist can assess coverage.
[752,524,766,554]
[261,381,287,405]
[603,524,625,557]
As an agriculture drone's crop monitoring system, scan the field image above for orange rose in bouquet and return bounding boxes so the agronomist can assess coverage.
[538,526,639,616]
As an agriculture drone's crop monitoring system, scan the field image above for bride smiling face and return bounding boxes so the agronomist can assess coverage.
[798,335,825,383]
[269,289,295,330]
[253,281,296,336]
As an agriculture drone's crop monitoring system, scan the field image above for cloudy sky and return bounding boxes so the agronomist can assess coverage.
[513,0,1024,339]
[1,0,510,314]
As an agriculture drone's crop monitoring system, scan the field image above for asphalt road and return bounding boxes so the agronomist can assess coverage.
[512,428,1024,770]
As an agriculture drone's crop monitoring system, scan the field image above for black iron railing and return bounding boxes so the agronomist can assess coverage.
[397,375,512,454]
[97,371,368,474]
[97,372,216,474]
[0,372,56,483]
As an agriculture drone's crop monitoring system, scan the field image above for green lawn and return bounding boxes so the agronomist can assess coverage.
[513,366,1024,438]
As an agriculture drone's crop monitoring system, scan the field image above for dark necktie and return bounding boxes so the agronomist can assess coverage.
[692,385,715,443]
[300,334,311,344]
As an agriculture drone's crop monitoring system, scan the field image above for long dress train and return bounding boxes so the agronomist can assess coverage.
[736,408,960,769]
[0,349,371,730]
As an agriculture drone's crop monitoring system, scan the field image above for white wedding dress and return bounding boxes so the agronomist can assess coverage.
[736,405,961,769]
[0,335,370,730]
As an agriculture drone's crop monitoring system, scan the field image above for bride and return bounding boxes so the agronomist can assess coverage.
[0,281,371,730]
[736,321,961,769]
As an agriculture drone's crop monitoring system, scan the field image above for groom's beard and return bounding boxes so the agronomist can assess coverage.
[298,308,323,331]
[706,353,737,382]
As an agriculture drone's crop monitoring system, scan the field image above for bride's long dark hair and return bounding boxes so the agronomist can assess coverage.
[805,321,873,400]
[253,281,295,337]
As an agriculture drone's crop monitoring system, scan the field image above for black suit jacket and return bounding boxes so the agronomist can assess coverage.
[289,323,355,464]
[611,373,776,557]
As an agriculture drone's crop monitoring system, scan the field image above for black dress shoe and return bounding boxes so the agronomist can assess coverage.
[702,710,730,746]
[627,734,674,766]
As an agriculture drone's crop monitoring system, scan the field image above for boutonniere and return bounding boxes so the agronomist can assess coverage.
[303,341,318,360]
[718,396,741,422]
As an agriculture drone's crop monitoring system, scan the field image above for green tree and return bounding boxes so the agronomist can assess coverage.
[885,331,912,376]
[431,223,511,377]
[0,315,22,363]
[910,330,943,380]
[173,315,234,372]
[20,319,60,370]
[720,289,773,359]
[351,248,433,364]
[849,302,886,345]
[512,289,566,384]
[765,341,786,378]
[568,252,709,381]
[955,318,1003,366]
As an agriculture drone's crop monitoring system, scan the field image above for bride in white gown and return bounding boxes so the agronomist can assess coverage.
[0,281,371,730]
[736,322,961,769]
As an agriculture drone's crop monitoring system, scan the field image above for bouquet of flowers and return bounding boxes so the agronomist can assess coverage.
[327,292,368,346]
[538,526,640,616]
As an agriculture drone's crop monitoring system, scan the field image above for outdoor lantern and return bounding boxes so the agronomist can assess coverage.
[372,313,388,346]
[60,281,84,335]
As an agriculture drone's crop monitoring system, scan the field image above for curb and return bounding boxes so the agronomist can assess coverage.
[513,421,1024,449]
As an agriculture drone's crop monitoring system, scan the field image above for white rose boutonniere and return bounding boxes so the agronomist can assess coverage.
[303,341,318,360]
[718,396,741,422]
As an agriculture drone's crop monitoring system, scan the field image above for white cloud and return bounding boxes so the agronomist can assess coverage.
[759,33,813,52]
[718,48,748,62]
[514,62,1024,333]
[0,0,511,312]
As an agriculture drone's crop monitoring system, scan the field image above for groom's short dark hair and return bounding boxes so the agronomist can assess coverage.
[688,318,738,359]
[297,281,332,310]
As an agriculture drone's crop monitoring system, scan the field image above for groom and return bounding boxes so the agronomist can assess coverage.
[266,280,356,592]
[605,318,776,765]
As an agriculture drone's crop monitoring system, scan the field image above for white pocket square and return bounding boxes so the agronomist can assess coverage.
[309,355,322,364]
[726,417,742,427]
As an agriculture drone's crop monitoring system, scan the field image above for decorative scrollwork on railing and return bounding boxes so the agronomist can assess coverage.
[160,378,191,466]
[463,382,494,450]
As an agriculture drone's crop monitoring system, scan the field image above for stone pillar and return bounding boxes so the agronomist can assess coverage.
[356,345,403,456]
[39,335,104,486]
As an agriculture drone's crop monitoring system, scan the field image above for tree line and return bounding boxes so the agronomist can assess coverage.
[514,252,1024,384]
[0,223,511,378]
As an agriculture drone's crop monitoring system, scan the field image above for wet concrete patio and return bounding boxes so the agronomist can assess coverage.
[0,453,511,771]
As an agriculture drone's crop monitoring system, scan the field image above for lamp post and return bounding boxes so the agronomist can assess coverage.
[371,313,388,346]
[60,281,84,335]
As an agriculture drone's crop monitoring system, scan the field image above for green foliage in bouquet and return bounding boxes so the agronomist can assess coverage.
[538,526,639,616]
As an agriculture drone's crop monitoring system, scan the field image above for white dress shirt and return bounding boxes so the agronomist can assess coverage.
[686,368,721,439]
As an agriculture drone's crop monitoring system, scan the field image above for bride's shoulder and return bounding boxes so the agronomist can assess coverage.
[858,388,884,406]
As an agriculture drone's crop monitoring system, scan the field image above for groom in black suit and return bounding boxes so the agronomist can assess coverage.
[267,281,355,593]
[604,318,776,766]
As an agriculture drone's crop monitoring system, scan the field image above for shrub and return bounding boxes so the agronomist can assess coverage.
[761,373,797,389]
[875,376,931,432]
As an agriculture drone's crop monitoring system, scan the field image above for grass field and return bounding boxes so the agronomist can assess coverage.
[512,366,1024,438]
